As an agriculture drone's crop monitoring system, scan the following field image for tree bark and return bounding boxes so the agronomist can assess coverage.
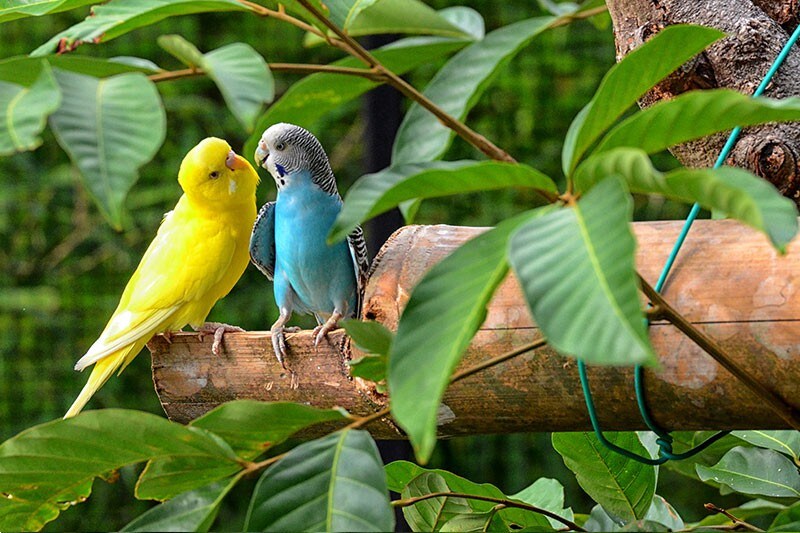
[150,219,800,437]
[606,0,800,203]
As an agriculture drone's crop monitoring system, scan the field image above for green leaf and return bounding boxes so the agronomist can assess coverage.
[0,55,159,86]
[244,37,468,158]
[32,0,250,56]
[188,400,349,458]
[202,43,274,131]
[696,446,800,498]
[509,176,656,366]
[439,511,497,532]
[573,148,799,251]
[0,0,95,23]
[157,35,273,130]
[389,212,546,463]
[158,34,204,68]
[244,36,467,160]
[330,160,557,243]
[344,0,468,39]
[771,502,800,532]
[662,431,742,485]
[402,472,474,531]
[0,62,60,156]
[733,431,800,464]
[595,90,800,156]
[0,409,240,532]
[245,429,394,532]
[562,24,724,175]
[553,432,657,522]
[49,69,165,229]
[342,319,394,356]
[121,477,239,532]
[386,462,565,531]
[392,16,555,165]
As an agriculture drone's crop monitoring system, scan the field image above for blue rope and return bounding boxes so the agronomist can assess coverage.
[579,23,800,464]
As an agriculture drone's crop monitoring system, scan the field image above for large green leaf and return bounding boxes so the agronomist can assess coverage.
[243,36,467,160]
[562,24,723,175]
[330,160,557,243]
[595,90,800,156]
[509,176,656,366]
[0,0,95,23]
[771,502,800,532]
[553,432,657,523]
[49,69,165,229]
[245,429,394,532]
[573,148,799,251]
[584,495,683,532]
[696,446,800,498]
[390,212,546,463]
[137,401,349,500]
[733,431,800,464]
[391,16,555,165]
[0,410,240,532]
[344,0,467,38]
[401,472,475,531]
[0,62,60,156]
[32,0,250,56]
[386,462,566,531]
[122,477,239,532]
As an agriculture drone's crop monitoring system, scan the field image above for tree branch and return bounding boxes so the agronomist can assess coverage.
[391,491,586,532]
[703,503,764,532]
[639,274,800,430]
[148,63,384,84]
[237,0,327,39]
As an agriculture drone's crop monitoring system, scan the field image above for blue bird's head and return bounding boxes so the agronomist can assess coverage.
[254,123,339,195]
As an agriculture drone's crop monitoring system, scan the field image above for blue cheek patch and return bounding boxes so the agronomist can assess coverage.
[275,163,287,177]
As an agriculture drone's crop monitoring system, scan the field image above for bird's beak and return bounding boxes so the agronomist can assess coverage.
[254,139,269,168]
[225,150,248,171]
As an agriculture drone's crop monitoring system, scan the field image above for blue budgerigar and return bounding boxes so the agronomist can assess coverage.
[250,123,369,368]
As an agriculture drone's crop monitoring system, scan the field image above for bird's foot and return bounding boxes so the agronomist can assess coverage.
[195,322,245,356]
[312,312,342,350]
[271,324,292,370]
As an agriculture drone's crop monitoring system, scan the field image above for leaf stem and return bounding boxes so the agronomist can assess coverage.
[639,275,800,429]
[703,503,764,532]
[294,0,517,164]
[391,491,586,532]
[450,337,548,383]
[237,0,326,38]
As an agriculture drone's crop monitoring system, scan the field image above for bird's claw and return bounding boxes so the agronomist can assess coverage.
[271,325,289,369]
[195,322,244,355]
[311,323,333,350]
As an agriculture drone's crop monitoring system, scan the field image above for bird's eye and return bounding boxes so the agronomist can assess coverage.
[275,141,286,151]
[209,171,220,179]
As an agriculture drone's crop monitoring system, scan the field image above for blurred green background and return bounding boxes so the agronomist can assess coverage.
[1,1,716,530]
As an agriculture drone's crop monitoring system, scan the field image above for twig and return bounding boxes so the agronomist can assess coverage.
[242,451,287,475]
[148,63,384,83]
[639,275,800,429]
[237,0,326,39]
[703,503,764,532]
[294,0,518,165]
[392,491,585,532]
[450,338,548,383]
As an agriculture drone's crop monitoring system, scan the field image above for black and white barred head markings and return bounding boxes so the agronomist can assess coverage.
[258,123,339,195]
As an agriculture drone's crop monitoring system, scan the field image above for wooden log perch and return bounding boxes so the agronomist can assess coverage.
[149,219,800,438]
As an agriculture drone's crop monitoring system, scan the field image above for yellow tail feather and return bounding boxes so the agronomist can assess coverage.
[64,341,145,419]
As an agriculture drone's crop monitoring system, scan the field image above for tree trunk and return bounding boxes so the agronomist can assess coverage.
[606,0,800,203]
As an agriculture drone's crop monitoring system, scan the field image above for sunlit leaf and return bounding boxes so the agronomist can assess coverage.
[330,160,556,243]
[573,148,799,251]
[158,34,204,68]
[0,410,239,532]
[0,62,60,156]
[32,0,250,56]
[0,0,95,23]
[732,430,800,464]
[345,0,468,38]
[696,446,800,498]
[245,429,394,532]
[509,176,656,366]
[49,69,165,229]
[562,24,723,175]
[553,432,656,523]
[0,55,158,86]
[392,16,555,165]
[390,211,547,463]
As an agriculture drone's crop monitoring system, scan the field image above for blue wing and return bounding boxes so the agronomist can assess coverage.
[250,201,276,280]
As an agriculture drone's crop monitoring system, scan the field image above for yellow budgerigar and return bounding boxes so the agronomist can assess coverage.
[65,137,259,418]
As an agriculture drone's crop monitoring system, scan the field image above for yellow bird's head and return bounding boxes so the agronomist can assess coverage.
[179,137,259,207]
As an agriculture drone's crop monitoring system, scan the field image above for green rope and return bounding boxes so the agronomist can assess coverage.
[579,23,800,464]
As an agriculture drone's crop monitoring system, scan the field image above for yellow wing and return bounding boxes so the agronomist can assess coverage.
[74,203,238,371]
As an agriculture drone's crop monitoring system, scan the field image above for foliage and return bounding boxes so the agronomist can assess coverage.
[1,0,799,532]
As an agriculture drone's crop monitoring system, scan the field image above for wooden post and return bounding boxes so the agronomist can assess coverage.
[149,219,800,437]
